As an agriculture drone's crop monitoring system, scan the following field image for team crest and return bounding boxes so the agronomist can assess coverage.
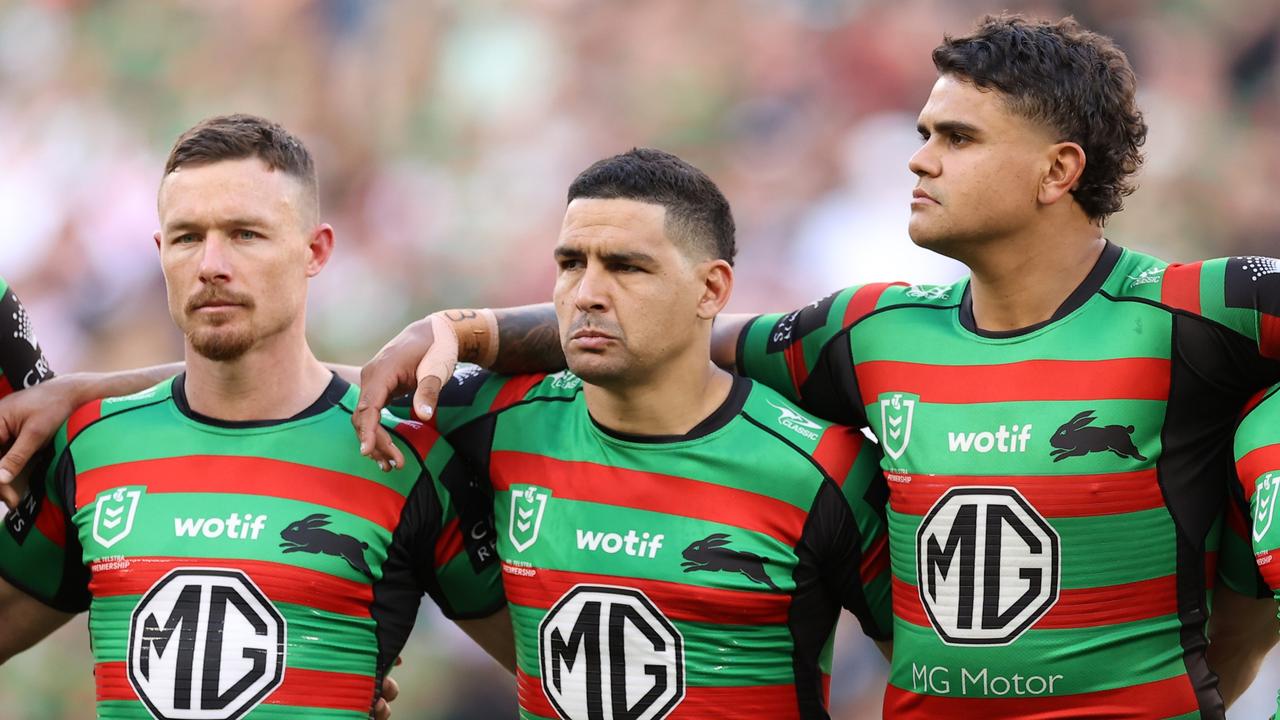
[509,485,551,553]
[1254,473,1279,544]
[93,486,144,548]
[879,392,918,461]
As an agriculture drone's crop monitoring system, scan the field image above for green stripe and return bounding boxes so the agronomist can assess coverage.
[511,603,798,687]
[1198,258,1258,340]
[889,507,1177,588]
[519,710,556,720]
[90,595,377,675]
[492,403,822,510]
[435,550,504,618]
[889,615,1187,697]
[98,700,368,719]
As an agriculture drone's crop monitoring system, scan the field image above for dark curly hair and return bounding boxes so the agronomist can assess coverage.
[933,14,1147,223]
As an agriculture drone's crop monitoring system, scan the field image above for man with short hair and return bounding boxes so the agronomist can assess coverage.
[353,15,1279,718]
[0,114,512,719]
[395,147,892,718]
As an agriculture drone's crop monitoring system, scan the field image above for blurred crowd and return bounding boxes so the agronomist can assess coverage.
[0,0,1277,717]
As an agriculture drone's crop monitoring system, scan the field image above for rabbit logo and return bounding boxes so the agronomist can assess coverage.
[1048,411,1147,463]
[879,392,918,461]
[279,514,373,579]
[680,533,779,590]
[1254,473,1279,544]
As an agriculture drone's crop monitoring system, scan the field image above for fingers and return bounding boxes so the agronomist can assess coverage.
[374,698,390,720]
[383,673,400,701]
[0,431,38,499]
[0,481,20,511]
[368,426,405,472]
[413,315,459,421]
[354,373,392,458]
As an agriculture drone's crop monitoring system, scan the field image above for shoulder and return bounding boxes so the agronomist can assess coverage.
[1107,249,1280,321]
[61,377,176,448]
[438,366,581,415]
[739,381,873,483]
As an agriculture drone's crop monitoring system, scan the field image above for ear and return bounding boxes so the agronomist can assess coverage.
[695,259,734,321]
[154,231,163,253]
[1039,141,1087,207]
[305,223,336,277]
[1068,411,1095,429]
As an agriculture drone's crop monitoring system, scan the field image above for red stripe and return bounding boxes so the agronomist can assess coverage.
[813,425,865,486]
[33,497,66,549]
[1236,445,1280,501]
[888,470,1164,518]
[503,565,790,625]
[517,668,813,720]
[894,574,1177,630]
[784,333,809,397]
[89,557,373,617]
[843,283,903,327]
[491,451,808,545]
[75,455,407,531]
[391,418,441,461]
[434,517,464,569]
[1258,551,1280,590]
[66,398,103,443]
[95,662,374,712]
[1260,314,1280,360]
[1241,387,1271,419]
[857,358,1170,404]
[491,373,545,412]
[859,532,889,582]
[1160,263,1202,314]
[884,673,1198,719]
[0,373,12,399]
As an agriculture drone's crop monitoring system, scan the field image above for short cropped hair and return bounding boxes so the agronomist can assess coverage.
[933,14,1147,223]
[164,114,318,210]
[568,148,737,265]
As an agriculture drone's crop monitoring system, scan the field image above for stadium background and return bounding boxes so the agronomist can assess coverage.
[0,0,1277,717]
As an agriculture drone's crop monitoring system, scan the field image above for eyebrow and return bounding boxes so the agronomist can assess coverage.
[918,120,983,137]
[553,246,658,265]
[164,216,273,233]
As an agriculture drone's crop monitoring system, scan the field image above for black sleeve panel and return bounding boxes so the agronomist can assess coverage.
[801,329,870,429]
[0,285,53,393]
[371,469,440,676]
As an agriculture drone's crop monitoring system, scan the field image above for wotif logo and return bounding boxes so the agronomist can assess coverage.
[175,513,268,540]
[576,529,664,559]
[947,424,1033,454]
[767,400,821,440]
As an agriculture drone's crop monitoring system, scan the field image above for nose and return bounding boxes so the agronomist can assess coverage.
[908,139,940,178]
[197,233,233,284]
[573,263,610,314]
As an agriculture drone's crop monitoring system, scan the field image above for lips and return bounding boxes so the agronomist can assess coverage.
[912,188,939,205]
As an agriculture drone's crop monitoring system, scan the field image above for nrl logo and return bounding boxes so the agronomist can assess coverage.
[879,392,918,461]
[93,486,145,549]
[1126,267,1165,288]
[1255,473,1279,544]
[905,285,951,301]
[510,485,551,553]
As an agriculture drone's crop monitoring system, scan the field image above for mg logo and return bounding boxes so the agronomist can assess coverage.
[916,487,1060,646]
[510,485,551,553]
[879,392,918,461]
[539,585,684,720]
[93,486,144,549]
[128,568,286,719]
[1255,473,1279,544]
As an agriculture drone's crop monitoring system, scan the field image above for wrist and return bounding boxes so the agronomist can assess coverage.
[432,309,498,367]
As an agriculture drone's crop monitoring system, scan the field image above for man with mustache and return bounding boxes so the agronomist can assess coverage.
[353,14,1280,719]
[0,115,511,720]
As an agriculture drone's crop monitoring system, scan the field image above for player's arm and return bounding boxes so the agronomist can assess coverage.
[456,608,516,673]
[0,575,73,664]
[1206,585,1279,706]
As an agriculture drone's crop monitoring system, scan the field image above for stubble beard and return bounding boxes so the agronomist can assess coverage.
[188,324,256,361]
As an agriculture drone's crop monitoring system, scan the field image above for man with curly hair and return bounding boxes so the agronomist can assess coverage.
[348,14,1280,718]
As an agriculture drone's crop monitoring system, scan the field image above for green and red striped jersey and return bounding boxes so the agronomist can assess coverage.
[428,369,891,720]
[0,373,502,720]
[1232,384,1280,718]
[0,275,53,399]
[737,243,1280,719]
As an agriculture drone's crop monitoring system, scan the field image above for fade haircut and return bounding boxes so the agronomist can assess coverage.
[567,148,737,266]
[163,114,318,217]
[933,14,1147,223]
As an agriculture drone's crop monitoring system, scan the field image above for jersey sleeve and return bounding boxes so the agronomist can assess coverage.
[803,426,892,641]
[736,285,901,427]
[0,435,90,612]
[1230,391,1280,600]
[0,277,54,399]
[1163,258,1280,377]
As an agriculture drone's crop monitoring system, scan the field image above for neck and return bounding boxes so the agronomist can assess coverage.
[964,222,1106,332]
[183,323,331,422]
[583,354,734,437]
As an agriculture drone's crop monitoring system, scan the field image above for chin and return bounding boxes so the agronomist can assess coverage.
[565,355,630,387]
[188,327,256,362]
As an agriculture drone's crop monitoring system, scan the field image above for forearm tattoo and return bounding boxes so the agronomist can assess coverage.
[492,305,566,374]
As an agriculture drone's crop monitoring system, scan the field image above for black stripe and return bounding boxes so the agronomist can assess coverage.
[171,372,348,428]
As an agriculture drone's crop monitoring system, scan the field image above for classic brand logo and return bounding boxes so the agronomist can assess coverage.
[549,370,583,390]
[279,514,373,579]
[680,533,778,590]
[128,568,286,720]
[1126,266,1165,287]
[766,400,821,441]
[1255,473,1279,544]
[93,487,144,549]
[539,585,684,720]
[879,392,918,461]
[916,487,1060,646]
[1048,410,1146,463]
[510,485,551,553]
[905,284,951,300]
